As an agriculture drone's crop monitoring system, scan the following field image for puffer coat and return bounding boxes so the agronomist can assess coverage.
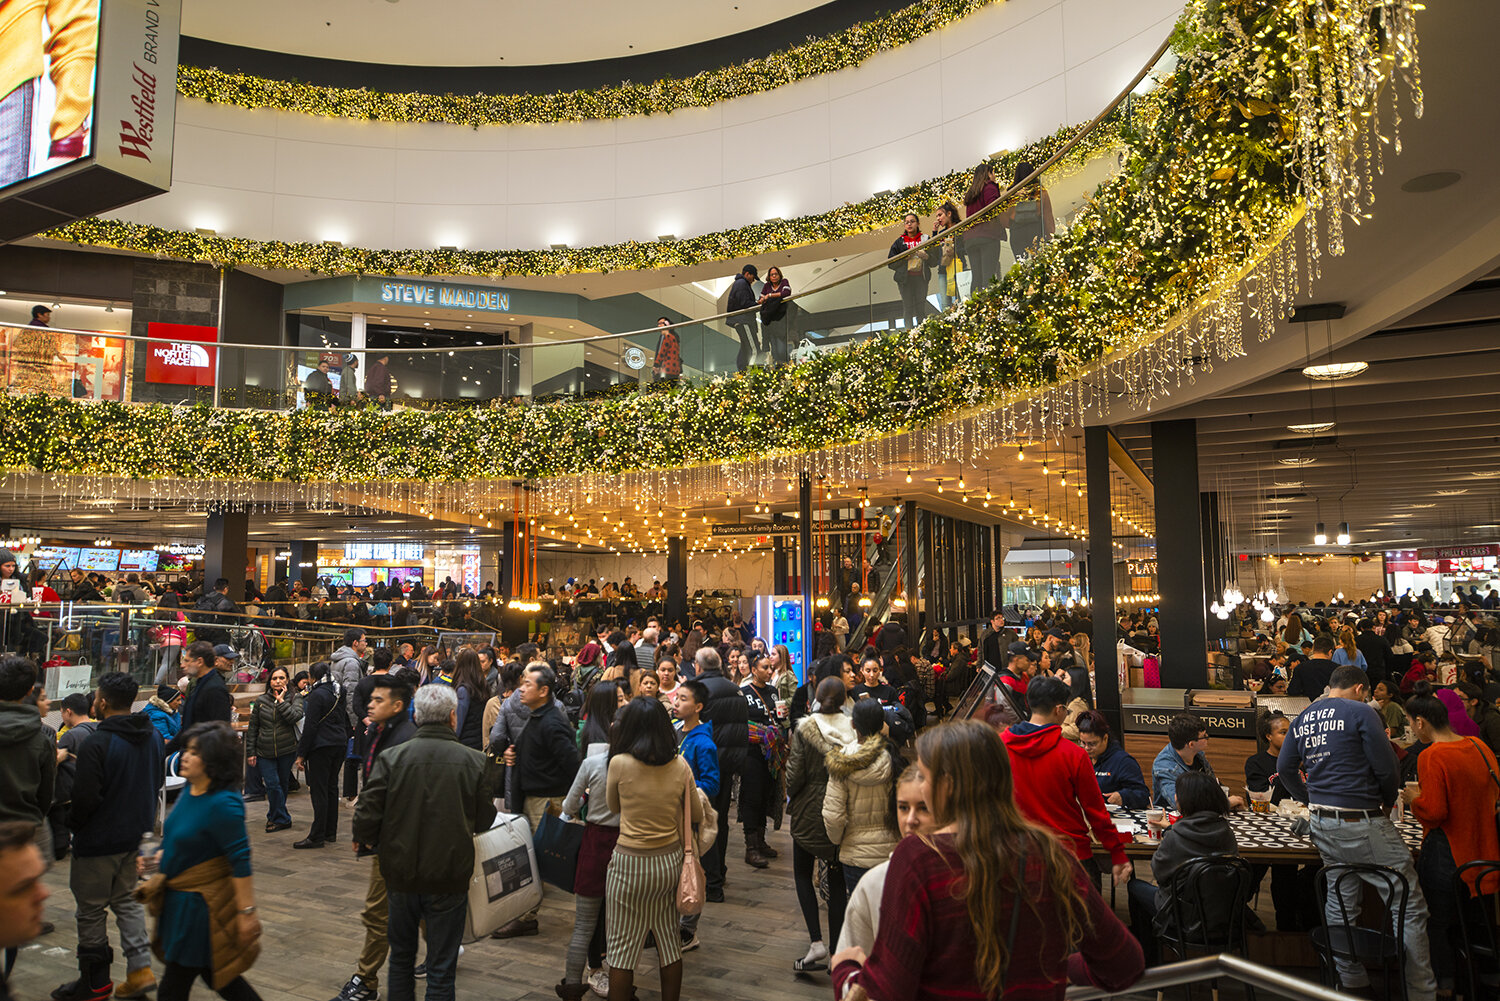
[822,733,900,869]
[785,712,856,861]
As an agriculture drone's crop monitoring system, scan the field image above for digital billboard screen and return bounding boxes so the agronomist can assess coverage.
[118,549,158,572]
[78,547,120,571]
[0,0,100,193]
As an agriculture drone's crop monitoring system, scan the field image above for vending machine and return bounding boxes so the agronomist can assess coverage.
[755,594,806,682]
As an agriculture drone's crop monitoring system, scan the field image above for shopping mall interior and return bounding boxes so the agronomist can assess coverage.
[1,0,1499,999]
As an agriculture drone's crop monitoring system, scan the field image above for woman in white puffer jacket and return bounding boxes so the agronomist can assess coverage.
[822,698,901,890]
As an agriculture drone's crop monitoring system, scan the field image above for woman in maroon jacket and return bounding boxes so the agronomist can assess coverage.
[831,720,1143,1001]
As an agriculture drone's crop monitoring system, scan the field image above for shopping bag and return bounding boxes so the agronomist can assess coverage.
[533,811,584,894]
[464,813,542,943]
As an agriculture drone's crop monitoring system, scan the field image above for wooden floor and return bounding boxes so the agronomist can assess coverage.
[9,793,850,1001]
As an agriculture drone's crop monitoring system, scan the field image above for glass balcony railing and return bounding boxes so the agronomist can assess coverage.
[0,43,1173,412]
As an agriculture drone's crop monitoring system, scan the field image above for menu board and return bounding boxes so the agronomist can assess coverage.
[29,547,82,570]
[78,548,121,571]
[118,550,159,573]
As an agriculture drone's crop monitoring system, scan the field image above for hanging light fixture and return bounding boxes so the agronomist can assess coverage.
[1336,522,1351,546]
[1314,522,1328,545]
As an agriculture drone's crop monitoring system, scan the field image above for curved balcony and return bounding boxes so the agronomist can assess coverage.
[0,0,1426,498]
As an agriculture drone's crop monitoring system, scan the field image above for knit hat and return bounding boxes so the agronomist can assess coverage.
[156,685,182,703]
[0,549,16,567]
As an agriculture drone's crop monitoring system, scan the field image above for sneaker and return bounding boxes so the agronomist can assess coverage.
[680,929,700,953]
[412,964,426,980]
[331,974,378,1001]
[587,968,609,998]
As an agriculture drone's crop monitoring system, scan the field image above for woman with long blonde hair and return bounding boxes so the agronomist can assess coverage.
[831,720,1142,1000]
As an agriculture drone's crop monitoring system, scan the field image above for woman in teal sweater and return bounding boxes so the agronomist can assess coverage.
[154,722,262,1001]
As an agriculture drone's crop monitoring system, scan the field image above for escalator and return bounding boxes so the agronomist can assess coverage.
[843,508,924,650]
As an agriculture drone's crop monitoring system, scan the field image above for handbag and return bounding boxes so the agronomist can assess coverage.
[533,810,584,894]
[676,764,706,916]
[1464,737,1500,842]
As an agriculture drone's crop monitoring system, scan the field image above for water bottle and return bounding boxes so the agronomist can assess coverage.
[139,832,160,877]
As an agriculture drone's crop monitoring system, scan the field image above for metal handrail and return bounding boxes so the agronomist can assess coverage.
[1066,954,1344,1001]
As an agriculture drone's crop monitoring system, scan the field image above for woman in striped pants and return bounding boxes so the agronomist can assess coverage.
[603,697,705,1001]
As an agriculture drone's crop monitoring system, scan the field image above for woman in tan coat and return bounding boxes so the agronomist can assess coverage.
[822,699,900,891]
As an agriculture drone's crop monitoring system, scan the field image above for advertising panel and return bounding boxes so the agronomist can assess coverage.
[144,321,216,385]
[78,547,120,571]
[118,548,157,572]
[0,0,100,192]
[28,546,81,570]
[91,0,180,190]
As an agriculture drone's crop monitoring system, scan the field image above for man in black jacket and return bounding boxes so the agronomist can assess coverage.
[0,656,55,864]
[173,641,231,740]
[331,674,417,1001]
[694,647,748,902]
[294,662,352,849]
[352,685,496,1001]
[493,663,578,940]
[1356,619,1392,685]
[191,578,237,646]
[727,264,761,371]
[55,673,163,1001]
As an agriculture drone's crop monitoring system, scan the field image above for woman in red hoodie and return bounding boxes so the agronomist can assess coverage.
[831,720,1143,1001]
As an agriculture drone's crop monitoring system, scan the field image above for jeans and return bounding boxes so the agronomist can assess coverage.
[306,746,343,842]
[1416,829,1460,989]
[155,647,181,685]
[71,851,151,972]
[1126,877,1161,966]
[763,317,789,365]
[388,890,467,1001]
[842,865,869,891]
[255,754,294,826]
[1309,814,1436,1001]
[731,322,760,371]
[792,842,846,945]
[895,275,928,331]
[965,235,1002,295]
[0,79,34,187]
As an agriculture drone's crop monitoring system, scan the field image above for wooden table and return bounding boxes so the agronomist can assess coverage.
[1104,807,1425,863]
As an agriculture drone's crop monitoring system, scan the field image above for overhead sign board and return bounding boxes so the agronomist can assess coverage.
[377,281,511,313]
[711,518,882,539]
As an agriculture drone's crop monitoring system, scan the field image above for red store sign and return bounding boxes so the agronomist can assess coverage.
[144,323,218,386]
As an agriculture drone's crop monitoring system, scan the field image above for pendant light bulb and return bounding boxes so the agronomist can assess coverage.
[1336,522,1351,546]
[1314,522,1327,546]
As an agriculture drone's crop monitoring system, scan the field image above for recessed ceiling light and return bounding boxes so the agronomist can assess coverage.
[1277,456,1317,466]
[1302,361,1368,381]
[1435,488,1468,496]
[1401,170,1462,193]
[1287,422,1335,434]
[1406,502,1437,509]
[1471,471,1500,478]
[1273,480,1304,488]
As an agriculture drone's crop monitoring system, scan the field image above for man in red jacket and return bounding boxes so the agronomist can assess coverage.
[1001,676,1133,886]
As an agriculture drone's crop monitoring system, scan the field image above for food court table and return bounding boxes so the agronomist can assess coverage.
[1102,807,1425,864]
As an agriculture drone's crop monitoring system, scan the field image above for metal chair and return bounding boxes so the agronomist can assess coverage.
[1455,860,1500,1001]
[1310,862,1409,1001]
[1158,854,1257,1001]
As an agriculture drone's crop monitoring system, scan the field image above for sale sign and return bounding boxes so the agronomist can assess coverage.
[144,322,217,386]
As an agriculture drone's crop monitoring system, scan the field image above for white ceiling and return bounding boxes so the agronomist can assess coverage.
[182,0,839,67]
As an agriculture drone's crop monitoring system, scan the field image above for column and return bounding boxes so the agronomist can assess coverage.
[1200,491,1225,601]
[1084,425,1121,729]
[903,499,919,639]
[497,523,517,599]
[798,474,813,673]
[1151,419,1208,689]
[205,512,250,602]
[350,312,367,398]
[666,536,688,630]
[289,540,320,589]
[772,536,789,594]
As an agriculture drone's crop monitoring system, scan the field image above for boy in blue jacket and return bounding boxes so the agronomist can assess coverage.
[673,680,720,951]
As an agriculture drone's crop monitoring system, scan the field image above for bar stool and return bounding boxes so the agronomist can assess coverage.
[1311,862,1410,1001]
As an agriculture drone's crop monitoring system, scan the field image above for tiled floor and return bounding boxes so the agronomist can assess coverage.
[8,794,840,1001]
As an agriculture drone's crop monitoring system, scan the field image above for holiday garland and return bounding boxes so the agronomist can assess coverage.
[176,0,1002,128]
[7,0,1421,488]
